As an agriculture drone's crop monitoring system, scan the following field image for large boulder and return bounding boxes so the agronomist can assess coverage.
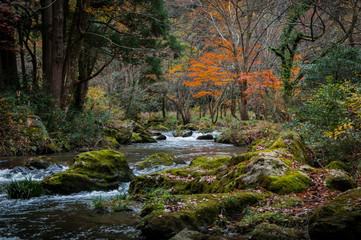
[196,134,214,140]
[23,115,60,153]
[173,129,193,137]
[248,222,305,240]
[129,132,311,196]
[308,187,361,240]
[324,169,356,192]
[42,150,134,194]
[136,153,186,170]
[25,157,50,169]
[105,120,135,144]
[105,120,156,144]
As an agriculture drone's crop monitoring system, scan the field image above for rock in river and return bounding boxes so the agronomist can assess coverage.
[42,149,134,194]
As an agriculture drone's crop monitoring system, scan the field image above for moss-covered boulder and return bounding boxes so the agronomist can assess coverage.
[236,150,310,194]
[25,157,50,169]
[129,155,235,195]
[308,187,361,240]
[104,136,120,148]
[136,153,186,170]
[23,115,60,154]
[130,139,310,196]
[325,161,348,171]
[42,150,134,194]
[105,120,134,144]
[196,134,214,140]
[153,124,169,132]
[173,129,193,137]
[250,131,310,164]
[132,123,156,143]
[183,123,198,131]
[139,191,266,240]
[105,120,155,144]
[324,169,356,191]
[248,222,306,240]
[170,228,226,240]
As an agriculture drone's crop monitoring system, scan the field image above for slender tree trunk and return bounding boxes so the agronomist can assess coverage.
[40,0,53,91]
[162,95,166,119]
[18,32,26,84]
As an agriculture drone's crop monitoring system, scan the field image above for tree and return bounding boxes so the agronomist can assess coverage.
[192,0,281,120]
[185,40,234,123]
[0,2,19,89]
[37,0,174,112]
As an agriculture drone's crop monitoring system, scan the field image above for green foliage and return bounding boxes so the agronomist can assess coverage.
[5,178,44,199]
[92,197,107,211]
[0,90,110,154]
[287,82,361,165]
[304,45,361,88]
[63,109,109,148]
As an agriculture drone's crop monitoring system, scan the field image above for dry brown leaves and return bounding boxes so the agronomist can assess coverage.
[163,173,195,182]
[253,170,340,218]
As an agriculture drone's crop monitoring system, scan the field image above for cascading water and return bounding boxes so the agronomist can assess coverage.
[0,132,246,239]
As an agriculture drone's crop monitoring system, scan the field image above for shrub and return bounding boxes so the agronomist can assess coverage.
[5,178,44,199]
[288,82,361,166]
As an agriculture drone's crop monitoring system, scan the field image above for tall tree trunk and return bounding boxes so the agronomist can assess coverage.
[0,23,19,89]
[61,0,90,112]
[40,0,53,91]
[50,0,65,107]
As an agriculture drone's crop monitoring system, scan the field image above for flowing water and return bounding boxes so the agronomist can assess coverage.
[0,132,246,240]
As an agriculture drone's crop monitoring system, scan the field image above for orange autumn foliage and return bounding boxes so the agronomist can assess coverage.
[185,40,236,98]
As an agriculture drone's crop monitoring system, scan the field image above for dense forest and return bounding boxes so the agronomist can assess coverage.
[0,0,361,239]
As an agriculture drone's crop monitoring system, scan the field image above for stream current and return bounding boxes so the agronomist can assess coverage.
[0,132,246,239]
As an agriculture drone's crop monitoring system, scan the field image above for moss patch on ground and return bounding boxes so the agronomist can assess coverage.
[136,152,186,170]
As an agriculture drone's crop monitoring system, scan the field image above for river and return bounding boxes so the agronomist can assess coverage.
[0,132,246,240]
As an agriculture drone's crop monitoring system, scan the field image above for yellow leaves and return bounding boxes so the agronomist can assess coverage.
[86,86,109,113]
[324,121,354,140]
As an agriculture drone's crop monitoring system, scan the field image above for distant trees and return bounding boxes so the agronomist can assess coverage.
[1,0,174,113]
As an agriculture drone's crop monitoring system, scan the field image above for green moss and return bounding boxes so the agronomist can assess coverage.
[42,172,95,194]
[42,150,134,194]
[137,152,185,170]
[131,132,143,143]
[190,155,231,169]
[325,161,348,171]
[280,158,292,166]
[140,210,198,239]
[183,123,198,131]
[138,191,267,239]
[268,131,309,164]
[324,170,356,191]
[261,171,310,194]
[248,222,305,240]
[154,124,169,131]
[106,136,120,148]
